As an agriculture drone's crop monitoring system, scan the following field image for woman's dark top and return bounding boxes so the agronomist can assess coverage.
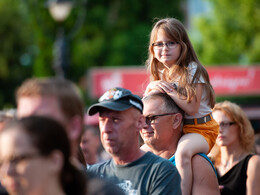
[217,154,253,195]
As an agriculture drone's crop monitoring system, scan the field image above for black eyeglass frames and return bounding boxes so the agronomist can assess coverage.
[145,113,177,126]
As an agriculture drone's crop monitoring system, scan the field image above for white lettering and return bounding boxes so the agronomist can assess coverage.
[210,69,255,92]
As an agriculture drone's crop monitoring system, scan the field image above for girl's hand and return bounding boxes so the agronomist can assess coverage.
[155,81,177,93]
[144,80,177,96]
[144,81,162,96]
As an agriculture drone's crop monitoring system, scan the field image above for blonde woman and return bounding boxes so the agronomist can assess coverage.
[212,101,260,195]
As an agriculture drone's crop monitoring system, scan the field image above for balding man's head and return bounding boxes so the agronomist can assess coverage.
[143,93,184,122]
[141,93,184,152]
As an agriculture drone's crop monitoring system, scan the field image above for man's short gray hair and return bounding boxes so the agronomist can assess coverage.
[143,93,184,116]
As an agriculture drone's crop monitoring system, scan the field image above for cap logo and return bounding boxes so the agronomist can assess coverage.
[129,99,142,111]
[99,88,123,102]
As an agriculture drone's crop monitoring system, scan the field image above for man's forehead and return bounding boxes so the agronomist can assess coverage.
[143,97,164,114]
[17,96,63,119]
[0,128,31,158]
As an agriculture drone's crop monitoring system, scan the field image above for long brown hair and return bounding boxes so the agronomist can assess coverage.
[146,18,215,108]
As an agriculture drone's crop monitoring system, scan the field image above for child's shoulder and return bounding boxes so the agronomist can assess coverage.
[188,61,198,70]
[187,62,198,75]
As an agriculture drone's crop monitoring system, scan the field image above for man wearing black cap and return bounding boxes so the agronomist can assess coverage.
[88,87,181,195]
[15,78,125,195]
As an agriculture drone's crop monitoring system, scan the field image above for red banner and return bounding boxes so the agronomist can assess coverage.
[88,66,260,98]
[207,66,260,96]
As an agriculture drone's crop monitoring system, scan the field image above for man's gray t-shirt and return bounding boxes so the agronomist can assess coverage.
[88,152,181,195]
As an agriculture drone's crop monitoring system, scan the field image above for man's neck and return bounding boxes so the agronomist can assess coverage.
[146,139,178,160]
[113,149,145,165]
[86,155,98,165]
[152,148,176,160]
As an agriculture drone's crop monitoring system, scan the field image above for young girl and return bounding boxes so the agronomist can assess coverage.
[144,18,219,195]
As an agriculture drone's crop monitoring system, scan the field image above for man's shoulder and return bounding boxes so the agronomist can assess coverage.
[191,154,220,194]
[192,154,217,178]
[192,154,213,168]
[87,171,124,195]
[87,160,112,174]
[88,160,111,172]
[144,152,178,173]
[193,153,217,174]
[145,152,176,165]
[141,152,181,194]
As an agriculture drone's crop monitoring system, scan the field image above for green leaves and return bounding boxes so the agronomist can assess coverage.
[193,0,260,66]
[0,0,184,108]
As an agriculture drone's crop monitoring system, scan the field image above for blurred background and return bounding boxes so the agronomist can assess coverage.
[0,0,260,132]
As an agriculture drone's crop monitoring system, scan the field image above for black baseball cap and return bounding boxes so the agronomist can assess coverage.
[88,87,143,116]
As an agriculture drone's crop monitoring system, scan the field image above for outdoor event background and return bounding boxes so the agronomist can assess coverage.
[0,0,260,131]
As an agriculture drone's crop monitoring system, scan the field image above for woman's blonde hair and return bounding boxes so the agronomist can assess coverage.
[146,18,215,108]
[212,101,255,165]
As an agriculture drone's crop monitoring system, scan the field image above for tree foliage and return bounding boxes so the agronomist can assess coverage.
[71,0,184,81]
[192,0,260,66]
[0,1,33,108]
[0,0,184,108]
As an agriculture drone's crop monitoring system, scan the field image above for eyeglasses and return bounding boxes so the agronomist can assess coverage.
[145,113,177,126]
[219,121,236,129]
[0,152,40,170]
[152,41,179,50]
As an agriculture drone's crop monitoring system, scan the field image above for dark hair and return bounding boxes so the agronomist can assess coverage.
[3,116,87,195]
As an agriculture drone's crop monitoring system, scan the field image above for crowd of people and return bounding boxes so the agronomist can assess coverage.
[0,17,260,195]
[1,77,125,195]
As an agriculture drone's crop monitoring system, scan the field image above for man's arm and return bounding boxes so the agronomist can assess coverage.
[191,155,220,195]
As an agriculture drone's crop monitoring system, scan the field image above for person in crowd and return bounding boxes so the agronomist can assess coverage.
[254,133,260,155]
[16,78,85,167]
[80,125,104,165]
[0,109,16,132]
[0,109,16,195]
[212,101,260,195]
[141,92,220,195]
[87,87,181,194]
[15,77,124,195]
[144,17,219,194]
[0,116,87,195]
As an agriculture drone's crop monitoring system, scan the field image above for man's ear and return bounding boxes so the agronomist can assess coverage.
[136,114,145,131]
[172,113,182,129]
